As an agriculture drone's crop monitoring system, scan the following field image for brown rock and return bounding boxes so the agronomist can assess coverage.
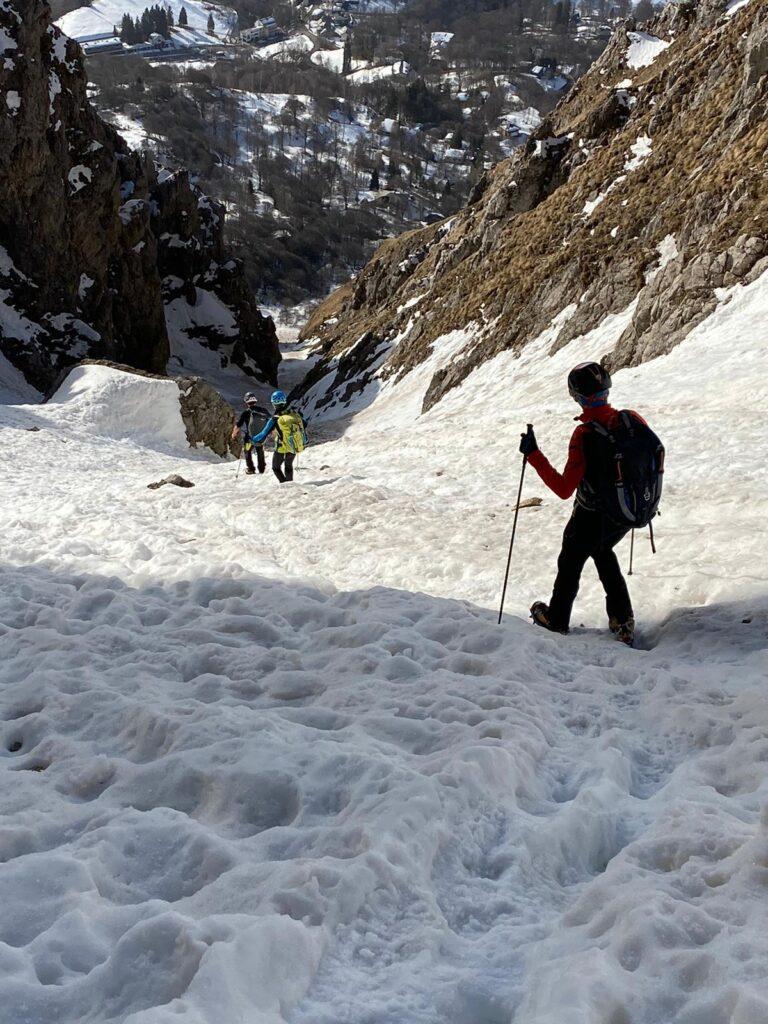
[148,475,195,490]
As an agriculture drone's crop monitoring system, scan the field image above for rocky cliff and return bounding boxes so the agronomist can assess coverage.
[0,0,279,393]
[299,0,768,414]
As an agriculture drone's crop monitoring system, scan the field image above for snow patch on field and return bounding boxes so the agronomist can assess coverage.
[250,34,313,61]
[626,31,670,69]
[347,60,411,83]
[57,0,236,42]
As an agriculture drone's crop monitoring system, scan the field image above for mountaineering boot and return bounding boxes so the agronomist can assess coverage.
[609,616,635,646]
[530,602,568,635]
[245,468,256,475]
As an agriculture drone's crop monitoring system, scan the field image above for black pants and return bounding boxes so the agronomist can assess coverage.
[272,451,295,483]
[548,505,632,630]
[245,444,266,474]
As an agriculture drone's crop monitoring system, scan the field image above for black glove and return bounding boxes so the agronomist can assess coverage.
[519,424,537,457]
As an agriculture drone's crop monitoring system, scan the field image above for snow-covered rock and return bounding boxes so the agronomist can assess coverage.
[47,361,237,456]
[625,31,670,69]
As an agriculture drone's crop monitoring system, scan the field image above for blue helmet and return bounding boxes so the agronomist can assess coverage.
[271,389,287,407]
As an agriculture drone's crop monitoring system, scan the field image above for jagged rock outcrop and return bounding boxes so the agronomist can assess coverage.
[0,0,279,392]
[299,0,768,414]
[176,373,238,457]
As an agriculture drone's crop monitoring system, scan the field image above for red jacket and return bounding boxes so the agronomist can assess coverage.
[528,405,646,500]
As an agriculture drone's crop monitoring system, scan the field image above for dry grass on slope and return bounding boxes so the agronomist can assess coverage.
[300,0,768,411]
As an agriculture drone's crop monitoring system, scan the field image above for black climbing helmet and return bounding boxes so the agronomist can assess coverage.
[567,362,612,400]
[244,392,259,406]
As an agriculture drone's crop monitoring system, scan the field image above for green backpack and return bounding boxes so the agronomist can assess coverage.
[277,411,307,454]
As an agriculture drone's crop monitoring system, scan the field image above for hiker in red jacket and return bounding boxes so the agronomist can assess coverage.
[519,362,637,645]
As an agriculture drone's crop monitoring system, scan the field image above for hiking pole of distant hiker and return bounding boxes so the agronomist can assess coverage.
[628,529,635,576]
[498,430,531,625]
[235,440,243,480]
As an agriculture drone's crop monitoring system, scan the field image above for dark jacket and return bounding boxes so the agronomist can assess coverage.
[237,406,270,443]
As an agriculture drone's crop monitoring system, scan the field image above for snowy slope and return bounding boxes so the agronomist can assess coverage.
[0,269,766,1023]
[57,1,236,42]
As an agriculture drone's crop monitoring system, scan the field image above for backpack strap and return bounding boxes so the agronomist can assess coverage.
[620,410,636,433]
[589,421,615,443]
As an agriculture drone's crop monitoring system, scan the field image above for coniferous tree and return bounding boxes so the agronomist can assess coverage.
[369,166,380,189]
[342,35,352,75]
[207,13,215,33]
[178,6,188,27]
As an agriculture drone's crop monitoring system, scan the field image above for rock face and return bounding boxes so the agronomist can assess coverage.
[176,374,239,458]
[299,0,768,414]
[0,0,279,392]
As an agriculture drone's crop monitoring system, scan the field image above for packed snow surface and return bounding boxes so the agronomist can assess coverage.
[625,31,670,69]
[0,270,767,1023]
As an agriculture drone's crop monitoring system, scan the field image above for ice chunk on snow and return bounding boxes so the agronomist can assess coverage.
[626,31,670,69]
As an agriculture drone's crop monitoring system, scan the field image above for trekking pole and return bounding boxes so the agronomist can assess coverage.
[648,520,656,555]
[628,529,635,576]
[234,442,243,481]
[498,433,531,625]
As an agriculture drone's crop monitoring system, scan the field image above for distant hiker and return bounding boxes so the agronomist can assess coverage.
[232,392,270,475]
[250,390,307,483]
[520,362,664,646]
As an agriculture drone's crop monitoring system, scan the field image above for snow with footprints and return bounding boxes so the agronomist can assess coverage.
[1,271,768,1023]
